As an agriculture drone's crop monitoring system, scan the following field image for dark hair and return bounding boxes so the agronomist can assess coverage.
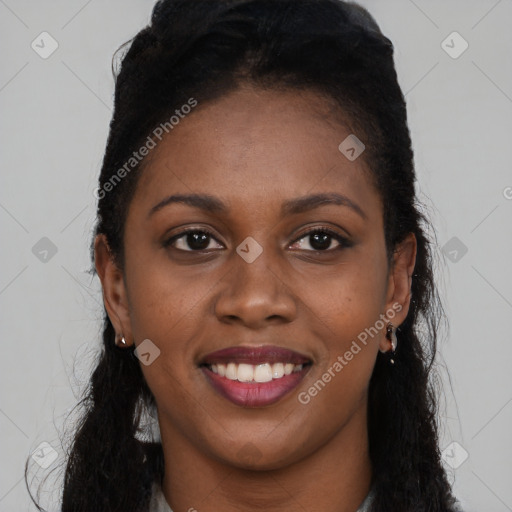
[26,1,459,510]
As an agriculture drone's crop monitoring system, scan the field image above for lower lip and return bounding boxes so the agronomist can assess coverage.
[201,365,310,407]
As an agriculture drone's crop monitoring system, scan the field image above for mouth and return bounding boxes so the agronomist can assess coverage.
[199,345,312,407]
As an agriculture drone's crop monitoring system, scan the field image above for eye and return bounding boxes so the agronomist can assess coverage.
[289,227,351,252]
[164,226,352,253]
[164,228,223,252]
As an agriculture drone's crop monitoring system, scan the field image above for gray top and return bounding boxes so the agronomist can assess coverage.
[149,481,376,512]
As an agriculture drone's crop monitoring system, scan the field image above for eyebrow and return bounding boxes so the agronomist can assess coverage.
[148,192,367,220]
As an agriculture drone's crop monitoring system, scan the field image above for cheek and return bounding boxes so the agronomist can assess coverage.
[125,251,206,342]
[125,261,205,419]
[305,257,388,343]
[297,255,387,402]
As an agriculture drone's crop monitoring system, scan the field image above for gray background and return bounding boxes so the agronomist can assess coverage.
[1,1,511,510]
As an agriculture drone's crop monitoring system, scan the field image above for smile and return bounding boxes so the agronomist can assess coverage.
[208,362,305,382]
[199,345,312,407]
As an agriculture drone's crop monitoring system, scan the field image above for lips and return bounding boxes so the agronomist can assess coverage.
[200,345,311,366]
[199,345,312,407]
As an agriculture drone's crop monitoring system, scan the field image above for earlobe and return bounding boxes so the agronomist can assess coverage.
[94,234,134,347]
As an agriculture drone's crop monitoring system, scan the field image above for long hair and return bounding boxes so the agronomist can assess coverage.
[26,1,459,510]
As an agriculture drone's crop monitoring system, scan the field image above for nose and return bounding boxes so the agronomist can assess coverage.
[214,245,298,329]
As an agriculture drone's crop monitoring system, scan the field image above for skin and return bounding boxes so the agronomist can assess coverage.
[95,85,416,512]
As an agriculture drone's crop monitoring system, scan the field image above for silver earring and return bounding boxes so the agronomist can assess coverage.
[380,323,397,364]
[116,333,127,346]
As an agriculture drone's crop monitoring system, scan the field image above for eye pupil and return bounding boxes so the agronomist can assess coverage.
[310,232,331,250]
[187,232,210,250]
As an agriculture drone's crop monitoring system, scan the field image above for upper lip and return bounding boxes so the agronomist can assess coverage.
[200,345,312,366]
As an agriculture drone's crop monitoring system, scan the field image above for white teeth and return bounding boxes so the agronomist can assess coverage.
[226,362,238,380]
[237,363,254,382]
[272,362,284,379]
[254,363,273,383]
[284,363,294,375]
[208,362,307,382]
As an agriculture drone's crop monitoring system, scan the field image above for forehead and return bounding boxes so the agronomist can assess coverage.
[130,86,381,222]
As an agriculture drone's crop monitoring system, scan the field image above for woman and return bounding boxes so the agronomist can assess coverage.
[33,0,463,510]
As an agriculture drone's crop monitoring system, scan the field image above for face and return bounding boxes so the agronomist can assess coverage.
[95,85,416,471]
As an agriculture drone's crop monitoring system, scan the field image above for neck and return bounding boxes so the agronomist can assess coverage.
[159,405,372,512]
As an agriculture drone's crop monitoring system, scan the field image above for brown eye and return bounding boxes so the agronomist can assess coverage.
[290,228,351,252]
[164,229,223,252]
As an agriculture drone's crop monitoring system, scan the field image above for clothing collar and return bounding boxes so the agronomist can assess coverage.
[149,481,375,512]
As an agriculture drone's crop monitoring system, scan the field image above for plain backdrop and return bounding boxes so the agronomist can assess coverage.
[1,1,511,510]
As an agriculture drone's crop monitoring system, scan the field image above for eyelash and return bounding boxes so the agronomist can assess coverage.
[163,226,352,253]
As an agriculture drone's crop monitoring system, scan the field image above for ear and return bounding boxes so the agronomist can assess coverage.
[94,234,134,347]
[380,232,417,351]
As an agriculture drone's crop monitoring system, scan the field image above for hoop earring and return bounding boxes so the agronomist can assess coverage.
[380,322,397,364]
